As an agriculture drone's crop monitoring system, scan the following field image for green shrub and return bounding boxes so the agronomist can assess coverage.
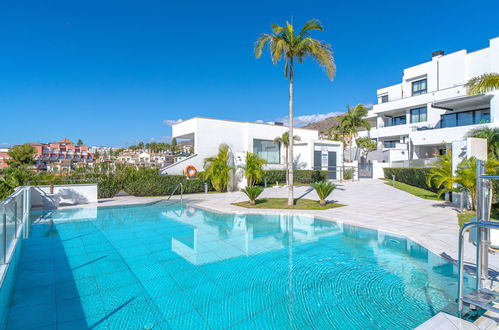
[262,169,328,185]
[343,168,354,180]
[383,167,437,192]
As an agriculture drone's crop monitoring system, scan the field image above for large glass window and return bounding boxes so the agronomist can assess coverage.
[383,140,398,148]
[381,95,389,103]
[388,115,406,126]
[412,79,427,96]
[410,106,427,123]
[440,108,491,128]
[253,139,280,164]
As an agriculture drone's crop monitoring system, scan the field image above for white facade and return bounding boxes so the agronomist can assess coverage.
[360,37,499,165]
[161,117,343,180]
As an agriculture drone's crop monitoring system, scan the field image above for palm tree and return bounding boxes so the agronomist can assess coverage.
[426,152,456,199]
[465,73,499,95]
[467,126,499,159]
[255,19,335,205]
[201,144,232,192]
[336,104,371,161]
[273,132,301,185]
[244,152,267,186]
[455,157,498,210]
[356,137,378,163]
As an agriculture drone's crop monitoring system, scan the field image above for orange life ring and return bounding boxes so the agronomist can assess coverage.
[185,165,197,177]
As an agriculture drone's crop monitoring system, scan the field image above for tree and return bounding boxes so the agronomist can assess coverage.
[0,165,34,199]
[426,152,456,199]
[94,151,101,160]
[244,152,266,186]
[201,144,232,192]
[255,19,335,205]
[6,144,35,167]
[454,157,497,210]
[171,138,178,155]
[273,132,301,185]
[467,126,499,159]
[465,73,499,95]
[77,139,84,146]
[335,104,371,161]
[137,142,145,150]
[356,137,378,163]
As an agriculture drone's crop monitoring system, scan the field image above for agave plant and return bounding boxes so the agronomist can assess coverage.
[311,181,336,206]
[241,186,264,205]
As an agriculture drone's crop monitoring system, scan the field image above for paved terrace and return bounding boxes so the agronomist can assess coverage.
[90,179,498,272]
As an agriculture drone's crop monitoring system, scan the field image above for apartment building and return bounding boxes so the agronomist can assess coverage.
[360,37,499,165]
[0,148,10,169]
[117,150,175,168]
[27,139,94,172]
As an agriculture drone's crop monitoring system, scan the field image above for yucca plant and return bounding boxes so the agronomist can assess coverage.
[311,181,336,205]
[241,186,264,205]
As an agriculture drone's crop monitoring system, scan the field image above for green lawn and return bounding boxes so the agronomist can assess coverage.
[232,198,345,210]
[381,179,441,201]
[458,210,499,227]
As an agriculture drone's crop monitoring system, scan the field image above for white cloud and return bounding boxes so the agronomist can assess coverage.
[276,111,343,127]
[255,119,264,123]
[0,142,11,147]
[163,118,183,126]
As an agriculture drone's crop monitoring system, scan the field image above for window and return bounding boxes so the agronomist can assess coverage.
[410,106,427,123]
[388,115,406,126]
[381,95,389,103]
[440,109,491,128]
[253,139,280,164]
[412,79,427,96]
[383,140,398,148]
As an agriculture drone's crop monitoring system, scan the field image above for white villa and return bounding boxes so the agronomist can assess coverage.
[160,117,343,180]
[360,37,499,166]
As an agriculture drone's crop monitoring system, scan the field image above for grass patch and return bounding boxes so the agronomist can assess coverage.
[232,198,345,210]
[381,178,441,201]
[458,210,499,227]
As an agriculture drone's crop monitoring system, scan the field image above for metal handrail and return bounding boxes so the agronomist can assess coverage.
[457,171,498,317]
[458,221,499,316]
[166,182,183,201]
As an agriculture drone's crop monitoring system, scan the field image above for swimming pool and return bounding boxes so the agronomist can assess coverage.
[6,201,468,329]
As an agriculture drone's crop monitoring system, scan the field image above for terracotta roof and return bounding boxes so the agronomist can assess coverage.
[56,138,74,144]
[27,142,43,146]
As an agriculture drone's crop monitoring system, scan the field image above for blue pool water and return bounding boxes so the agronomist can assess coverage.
[6,202,468,329]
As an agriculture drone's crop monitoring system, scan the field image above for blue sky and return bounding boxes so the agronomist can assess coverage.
[1,0,498,147]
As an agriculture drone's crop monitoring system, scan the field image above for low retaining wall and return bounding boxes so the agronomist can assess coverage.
[30,184,98,209]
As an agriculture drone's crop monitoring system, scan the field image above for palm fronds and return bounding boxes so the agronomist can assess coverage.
[465,73,499,95]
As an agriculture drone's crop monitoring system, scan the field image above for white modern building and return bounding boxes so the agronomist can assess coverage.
[160,117,343,181]
[359,37,499,166]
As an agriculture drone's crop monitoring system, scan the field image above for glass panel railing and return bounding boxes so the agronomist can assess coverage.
[0,187,29,265]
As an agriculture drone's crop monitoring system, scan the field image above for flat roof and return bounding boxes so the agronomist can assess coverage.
[175,116,319,131]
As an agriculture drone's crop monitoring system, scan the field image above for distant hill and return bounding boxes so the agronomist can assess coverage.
[302,115,342,136]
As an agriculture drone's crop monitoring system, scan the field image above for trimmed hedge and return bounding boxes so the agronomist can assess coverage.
[263,169,328,185]
[383,167,437,193]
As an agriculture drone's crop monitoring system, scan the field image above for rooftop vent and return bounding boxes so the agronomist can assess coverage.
[432,50,445,57]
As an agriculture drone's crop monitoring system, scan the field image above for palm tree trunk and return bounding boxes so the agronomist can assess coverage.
[288,60,294,205]
[285,147,289,185]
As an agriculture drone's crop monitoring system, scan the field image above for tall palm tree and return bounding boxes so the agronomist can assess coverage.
[467,126,499,159]
[465,73,499,95]
[273,132,301,186]
[255,19,335,205]
[336,104,371,161]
